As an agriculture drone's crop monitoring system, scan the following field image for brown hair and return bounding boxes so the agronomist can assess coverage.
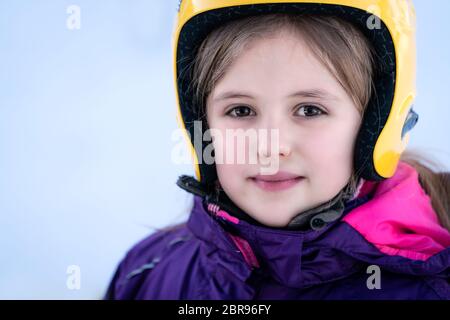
[188,13,450,230]
[400,149,450,230]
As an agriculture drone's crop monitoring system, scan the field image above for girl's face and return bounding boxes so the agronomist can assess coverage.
[206,30,362,227]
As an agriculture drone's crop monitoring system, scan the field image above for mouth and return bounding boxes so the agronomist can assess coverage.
[249,176,304,192]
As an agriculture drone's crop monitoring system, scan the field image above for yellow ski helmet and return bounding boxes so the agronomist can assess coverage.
[173,0,419,186]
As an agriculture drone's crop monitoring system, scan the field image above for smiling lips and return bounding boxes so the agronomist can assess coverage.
[249,171,304,192]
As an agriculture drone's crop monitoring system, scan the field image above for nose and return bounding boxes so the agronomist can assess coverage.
[257,115,292,159]
[258,142,291,157]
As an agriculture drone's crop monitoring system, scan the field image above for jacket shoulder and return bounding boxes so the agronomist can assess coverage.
[104,223,195,300]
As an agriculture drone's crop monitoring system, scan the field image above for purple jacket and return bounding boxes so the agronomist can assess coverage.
[105,162,450,299]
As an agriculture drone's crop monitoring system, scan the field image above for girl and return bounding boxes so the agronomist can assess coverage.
[105,0,450,299]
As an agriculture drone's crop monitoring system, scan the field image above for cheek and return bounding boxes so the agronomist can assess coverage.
[215,162,247,195]
[215,163,230,183]
[211,126,255,166]
[300,124,357,173]
[211,128,248,175]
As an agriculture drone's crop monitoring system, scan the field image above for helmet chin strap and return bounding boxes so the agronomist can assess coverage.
[286,188,347,231]
[177,175,363,231]
[286,177,364,230]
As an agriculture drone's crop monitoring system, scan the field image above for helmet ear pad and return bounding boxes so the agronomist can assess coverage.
[175,3,397,184]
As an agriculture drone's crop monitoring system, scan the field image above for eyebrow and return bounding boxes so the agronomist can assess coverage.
[212,89,339,102]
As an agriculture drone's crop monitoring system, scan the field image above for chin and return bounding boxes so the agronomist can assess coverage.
[247,209,292,228]
[258,218,290,228]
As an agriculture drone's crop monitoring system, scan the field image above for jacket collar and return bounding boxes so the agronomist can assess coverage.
[187,192,371,288]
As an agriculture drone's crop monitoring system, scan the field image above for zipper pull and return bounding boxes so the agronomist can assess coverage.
[206,202,220,215]
[206,201,240,225]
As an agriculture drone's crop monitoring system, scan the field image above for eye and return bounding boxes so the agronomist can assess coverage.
[295,104,326,118]
[226,105,256,118]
